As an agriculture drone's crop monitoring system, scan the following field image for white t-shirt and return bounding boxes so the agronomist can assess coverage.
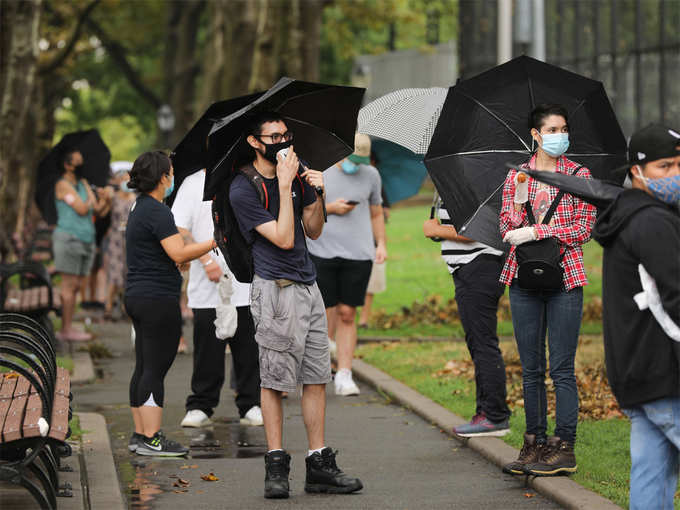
[171,171,250,308]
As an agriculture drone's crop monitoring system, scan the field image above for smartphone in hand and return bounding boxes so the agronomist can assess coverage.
[346,200,360,205]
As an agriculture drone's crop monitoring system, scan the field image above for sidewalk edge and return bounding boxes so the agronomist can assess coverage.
[352,358,623,510]
[72,351,95,384]
[77,412,126,510]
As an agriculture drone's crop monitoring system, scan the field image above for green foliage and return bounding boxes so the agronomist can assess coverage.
[320,0,458,84]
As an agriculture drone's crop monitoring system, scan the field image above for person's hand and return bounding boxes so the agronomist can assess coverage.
[300,168,324,192]
[503,226,536,246]
[203,259,222,283]
[276,145,299,186]
[375,243,387,264]
[423,218,444,238]
[328,199,356,215]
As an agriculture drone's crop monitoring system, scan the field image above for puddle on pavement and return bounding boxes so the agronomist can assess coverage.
[100,406,267,508]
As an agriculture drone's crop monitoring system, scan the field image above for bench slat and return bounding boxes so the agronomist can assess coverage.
[3,377,29,442]
[22,392,43,438]
[48,394,69,441]
[39,286,49,308]
[20,288,31,312]
[0,377,14,438]
[55,367,70,397]
[5,289,21,311]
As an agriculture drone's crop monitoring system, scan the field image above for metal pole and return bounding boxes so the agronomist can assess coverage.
[659,0,666,123]
[611,0,618,110]
[573,0,580,73]
[592,0,600,78]
[531,0,546,62]
[497,0,513,65]
[635,0,642,129]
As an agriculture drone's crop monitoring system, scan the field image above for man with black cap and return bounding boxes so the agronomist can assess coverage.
[592,124,680,510]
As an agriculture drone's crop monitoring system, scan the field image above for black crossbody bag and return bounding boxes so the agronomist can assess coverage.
[515,166,581,291]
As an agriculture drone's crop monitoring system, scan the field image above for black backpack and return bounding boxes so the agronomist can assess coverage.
[515,166,582,291]
[212,164,305,283]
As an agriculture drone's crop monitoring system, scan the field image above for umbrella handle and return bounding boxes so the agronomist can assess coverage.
[428,206,443,243]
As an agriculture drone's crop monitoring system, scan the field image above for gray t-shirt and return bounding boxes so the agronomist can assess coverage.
[308,163,382,261]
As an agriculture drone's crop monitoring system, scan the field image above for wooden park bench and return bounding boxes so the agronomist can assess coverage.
[0,263,60,340]
[0,313,73,509]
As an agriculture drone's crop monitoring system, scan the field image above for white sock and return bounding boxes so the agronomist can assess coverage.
[268,448,284,454]
[307,447,326,457]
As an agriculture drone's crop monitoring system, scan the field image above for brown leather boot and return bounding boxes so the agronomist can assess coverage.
[525,436,577,476]
[502,433,544,475]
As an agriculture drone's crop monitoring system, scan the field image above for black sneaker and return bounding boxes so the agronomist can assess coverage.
[264,450,291,499]
[136,431,189,457]
[128,432,145,452]
[305,447,363,494]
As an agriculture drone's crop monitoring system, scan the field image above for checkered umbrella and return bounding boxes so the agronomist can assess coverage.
[357,88,448,155]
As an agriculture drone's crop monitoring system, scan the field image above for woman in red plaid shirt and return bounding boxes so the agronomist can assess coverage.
[499,104,596,478]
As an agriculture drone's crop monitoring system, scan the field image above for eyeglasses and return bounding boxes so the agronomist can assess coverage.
[256,131,294,144]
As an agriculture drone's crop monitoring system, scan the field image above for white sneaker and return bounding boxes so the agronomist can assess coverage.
[329,338,337,356]
[334,369,360,396]
[180,409,213,428]
[240,406,264,426]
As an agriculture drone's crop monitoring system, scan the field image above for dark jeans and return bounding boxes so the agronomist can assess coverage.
[186,306,260,418]
[509,284,583,443]
[453,255,510,423]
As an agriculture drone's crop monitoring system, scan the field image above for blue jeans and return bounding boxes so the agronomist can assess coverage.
[509,285,583,442]
[624,398,680,510]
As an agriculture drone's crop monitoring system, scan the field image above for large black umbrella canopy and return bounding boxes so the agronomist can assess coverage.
[203,77,365,200]
[168,92,262,206]
[424,55,627,250]
[35,129,111,225]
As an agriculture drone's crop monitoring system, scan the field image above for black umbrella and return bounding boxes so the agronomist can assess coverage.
[515,165,624,210]
[35,129,111,225]
[168,92,262,206]
[424,55,627,250]
[203,77,365,200]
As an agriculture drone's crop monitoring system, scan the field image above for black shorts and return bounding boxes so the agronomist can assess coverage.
[311,255,373,308]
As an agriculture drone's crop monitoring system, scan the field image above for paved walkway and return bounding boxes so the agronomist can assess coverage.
[72,319,562,509]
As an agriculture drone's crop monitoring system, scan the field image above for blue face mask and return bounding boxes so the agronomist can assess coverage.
[645,174,680,209]
[540,133,570,157]
[120,180,131,193]
[341,160,359,175]
[164,176,174,198]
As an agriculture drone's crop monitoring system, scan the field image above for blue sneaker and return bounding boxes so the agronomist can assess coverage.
[454,414,510,438]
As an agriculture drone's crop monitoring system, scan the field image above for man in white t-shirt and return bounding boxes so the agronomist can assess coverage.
[172,170,262,427]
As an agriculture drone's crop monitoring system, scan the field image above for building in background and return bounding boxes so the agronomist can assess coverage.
[459,0,680,136]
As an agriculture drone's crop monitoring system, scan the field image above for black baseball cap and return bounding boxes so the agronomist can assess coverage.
[628,124,680,165]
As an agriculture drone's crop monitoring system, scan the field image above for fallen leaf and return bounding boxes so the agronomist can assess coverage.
[524,492,535,498]
[201,472,219,481]
[190,464,198,469]
[173,489,188,494]
[173,478,190,487]
[180,465,189,469]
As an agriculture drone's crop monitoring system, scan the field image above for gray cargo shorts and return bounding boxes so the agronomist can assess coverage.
[250,276,331,393]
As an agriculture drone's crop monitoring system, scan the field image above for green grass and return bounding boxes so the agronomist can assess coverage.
[361,204,604,337]
[57,356,74,373]
[357,340,633,508]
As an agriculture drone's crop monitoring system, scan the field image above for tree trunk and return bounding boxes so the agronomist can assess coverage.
[163,0,206,147]
[0,0,42,256]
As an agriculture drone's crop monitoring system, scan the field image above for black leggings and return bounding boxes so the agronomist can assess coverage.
[125,295,182,408]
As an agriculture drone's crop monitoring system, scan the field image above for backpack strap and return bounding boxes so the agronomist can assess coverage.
[238,164,268,209]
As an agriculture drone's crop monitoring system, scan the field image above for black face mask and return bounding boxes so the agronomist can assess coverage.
[258,140,292,164]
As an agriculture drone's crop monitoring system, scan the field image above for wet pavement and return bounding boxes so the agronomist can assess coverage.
[73,320,562,509]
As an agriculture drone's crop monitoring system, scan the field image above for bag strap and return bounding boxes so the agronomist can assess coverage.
[525,165,583,226]
[238,164,268,209]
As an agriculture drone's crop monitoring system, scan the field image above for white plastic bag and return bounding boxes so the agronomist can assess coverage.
[214,273,238,340]
[633,264,680,342]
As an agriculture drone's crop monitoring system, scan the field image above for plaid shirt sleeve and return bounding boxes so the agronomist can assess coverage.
[499,158,596,290]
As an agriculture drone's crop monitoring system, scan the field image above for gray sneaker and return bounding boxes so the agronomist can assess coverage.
[136,431,189,457]
[454,414,510,438]
[128,432,144,452]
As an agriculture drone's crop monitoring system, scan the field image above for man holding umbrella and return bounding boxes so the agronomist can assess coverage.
[592,124,680,509]
[229,111,363,499]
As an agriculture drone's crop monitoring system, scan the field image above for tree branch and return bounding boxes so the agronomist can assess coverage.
[84,16,162,109]
[38,0,101,74]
